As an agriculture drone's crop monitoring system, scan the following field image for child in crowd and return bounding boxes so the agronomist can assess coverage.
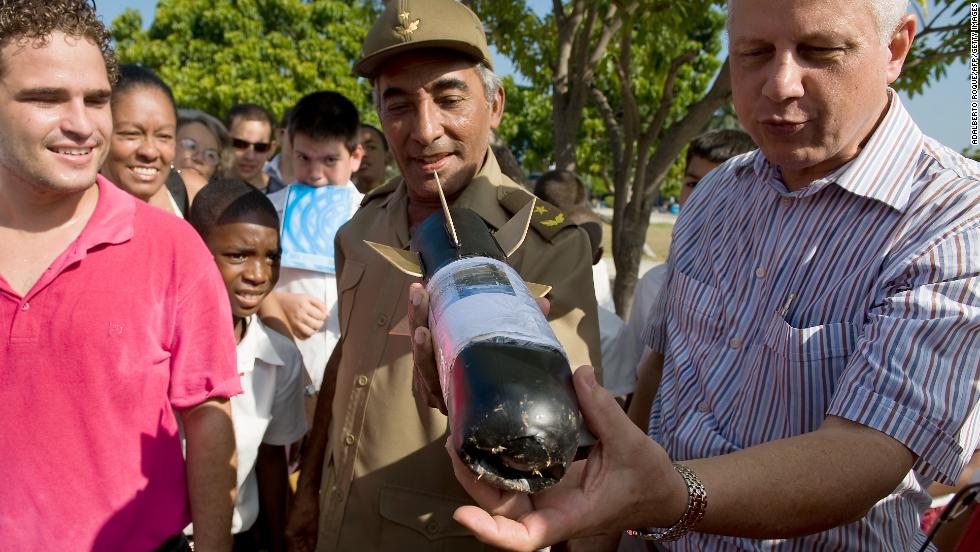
[265,91,364,396]
[189,179,308,551]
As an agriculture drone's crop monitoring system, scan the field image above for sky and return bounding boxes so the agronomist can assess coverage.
[97,0,972,152]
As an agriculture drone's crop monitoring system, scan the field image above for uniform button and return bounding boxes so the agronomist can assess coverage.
[697,402,710,413]
[376,314,388,327]
[332,490,343,503]
[345,434,356,446]
[729,337,742,350]
[781,197,792,207]
[21,302,29,311]
[425,520,440,534]
[356,375,369,387]
[755,266,767,279]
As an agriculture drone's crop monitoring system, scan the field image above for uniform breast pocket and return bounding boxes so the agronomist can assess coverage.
[378,485,487,551]
[337,260,365,337]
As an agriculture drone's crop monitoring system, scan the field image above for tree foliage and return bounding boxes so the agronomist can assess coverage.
[897,0,970,96]
[111,0,375,120]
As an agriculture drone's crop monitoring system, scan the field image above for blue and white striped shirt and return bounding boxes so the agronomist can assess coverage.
[646,91,980,551]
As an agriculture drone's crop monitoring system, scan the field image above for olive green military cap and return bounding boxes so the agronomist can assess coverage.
[354,0,493,79]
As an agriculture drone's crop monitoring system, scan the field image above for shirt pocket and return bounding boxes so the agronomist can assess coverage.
[762,314,860,362]
[337,260,365,337]
[378,485,488,551]
[666,269,724,342]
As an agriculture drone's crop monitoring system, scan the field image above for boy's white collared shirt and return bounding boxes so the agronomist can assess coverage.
[230,314,308,533]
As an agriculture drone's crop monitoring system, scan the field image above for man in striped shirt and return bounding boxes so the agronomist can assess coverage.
[441,0,980,550]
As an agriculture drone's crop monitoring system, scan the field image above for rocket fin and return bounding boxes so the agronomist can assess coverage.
[494,197,535,257]
[389,314,411,337]
[524,281,552,298]
[364,240,423,277]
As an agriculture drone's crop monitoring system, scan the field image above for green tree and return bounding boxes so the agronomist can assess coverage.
[472,0,730,314]
[897,0,969,96]
[111,0,375,120]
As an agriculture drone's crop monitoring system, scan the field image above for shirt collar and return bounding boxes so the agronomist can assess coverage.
[237,315,284,374]
[76,175,136,251]
[454,150,513,230]
[382,149,512,245]
[737,89,922,211]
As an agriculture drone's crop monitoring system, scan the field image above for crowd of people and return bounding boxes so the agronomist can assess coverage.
[0,0,977,551]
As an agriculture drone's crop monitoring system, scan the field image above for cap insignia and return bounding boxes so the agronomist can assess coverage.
[394,11,420,39]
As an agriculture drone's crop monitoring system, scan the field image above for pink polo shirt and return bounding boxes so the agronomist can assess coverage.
[0,176,241,551]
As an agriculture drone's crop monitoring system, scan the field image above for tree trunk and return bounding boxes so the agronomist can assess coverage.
[609,60,732,315]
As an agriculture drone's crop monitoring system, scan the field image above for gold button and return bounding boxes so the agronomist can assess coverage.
[357,375,369,387]
[425,520,439,534]
[377,314,388,327]
[729,337,742,350]
[697,402,710,413]
[345,434,356,446]
[755,266,767,279]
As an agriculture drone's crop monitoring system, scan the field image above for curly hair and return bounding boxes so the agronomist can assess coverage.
[0,0,118,83]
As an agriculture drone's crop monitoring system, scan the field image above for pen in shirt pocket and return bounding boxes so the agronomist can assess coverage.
[777,293,796,317]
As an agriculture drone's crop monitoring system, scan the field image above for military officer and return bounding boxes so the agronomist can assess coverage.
[286,0,602,551]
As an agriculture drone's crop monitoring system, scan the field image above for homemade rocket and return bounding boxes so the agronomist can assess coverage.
[365,173,583,494]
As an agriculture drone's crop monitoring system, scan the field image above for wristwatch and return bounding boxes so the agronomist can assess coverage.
[626,463,707,542]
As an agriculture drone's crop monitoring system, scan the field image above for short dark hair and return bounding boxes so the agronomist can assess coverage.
[534,169,588,210]
[0,0,118,84]
[686,128,756,165]
[113,64,176,114]
[226,102,276,131]
[189,178,280,242]
[288,91,360,154]
[360,123,387,151]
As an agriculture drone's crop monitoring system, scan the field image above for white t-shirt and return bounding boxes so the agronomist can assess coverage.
[268,182,364,389]
[602,263,670,396]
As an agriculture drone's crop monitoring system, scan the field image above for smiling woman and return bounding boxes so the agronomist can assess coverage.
[99,64,185,216]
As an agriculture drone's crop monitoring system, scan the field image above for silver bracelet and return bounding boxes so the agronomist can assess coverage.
[625,462,707,542]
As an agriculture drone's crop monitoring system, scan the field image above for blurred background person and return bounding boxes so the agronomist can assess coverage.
[100,64,205,218]
[227,103,279,194]
[352,123,388,194]
[175,107,231,180]
[264,108,295,193]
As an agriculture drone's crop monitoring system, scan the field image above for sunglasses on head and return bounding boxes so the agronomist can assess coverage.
[232,138,273,153]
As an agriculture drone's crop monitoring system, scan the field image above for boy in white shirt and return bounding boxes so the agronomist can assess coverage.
[189,179,309,551]
[265,91,365,394]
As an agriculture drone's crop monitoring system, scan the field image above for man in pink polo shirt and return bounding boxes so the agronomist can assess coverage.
[0,1,241,551]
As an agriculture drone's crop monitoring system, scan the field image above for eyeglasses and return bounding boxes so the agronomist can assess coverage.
[232,137,273,153]
[177,138,221,166]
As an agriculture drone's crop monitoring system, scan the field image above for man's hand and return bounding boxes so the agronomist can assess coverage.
[277,292,327,339]
[407,283,551,415]
[407,283,444,413]
[285,473,320,552]
[448,366,686,552]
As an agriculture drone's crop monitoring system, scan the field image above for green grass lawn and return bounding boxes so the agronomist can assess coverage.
[601,222,674,263]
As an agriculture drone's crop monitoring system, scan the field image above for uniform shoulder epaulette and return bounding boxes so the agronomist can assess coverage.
[498,187,574,242]
[361,178,399,206]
